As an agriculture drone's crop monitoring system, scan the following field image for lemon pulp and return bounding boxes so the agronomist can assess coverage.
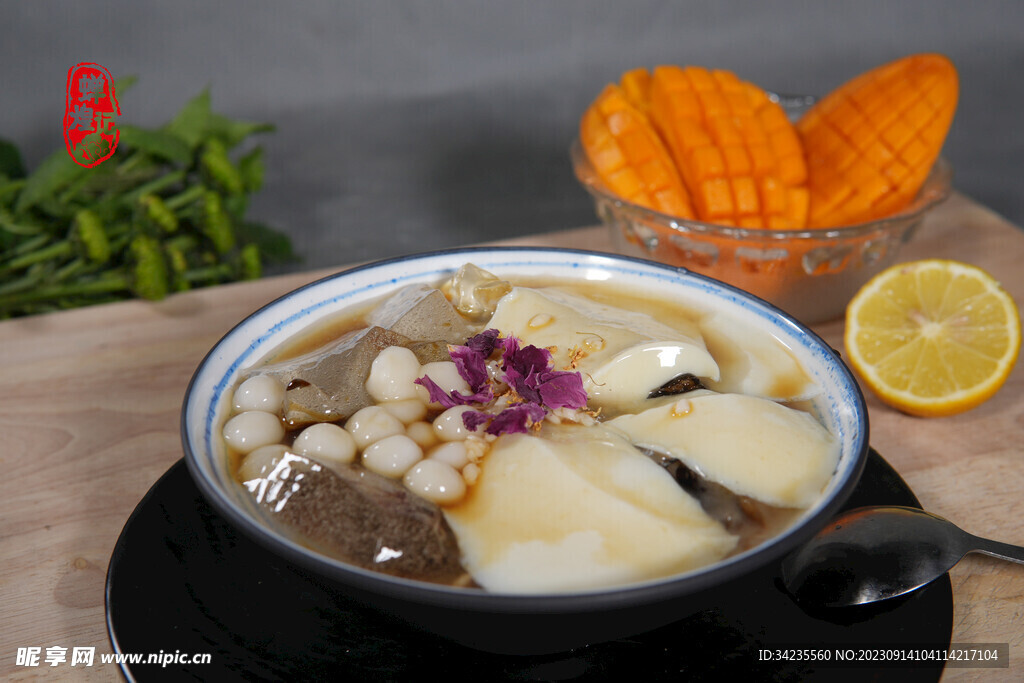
[844,259,1020,417]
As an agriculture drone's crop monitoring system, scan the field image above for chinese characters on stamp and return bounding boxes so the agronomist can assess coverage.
[64,63,120,167]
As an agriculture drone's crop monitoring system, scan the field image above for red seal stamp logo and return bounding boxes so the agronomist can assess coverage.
[64,63,120,167]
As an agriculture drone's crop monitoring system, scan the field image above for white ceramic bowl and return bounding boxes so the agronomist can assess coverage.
[182,247,869,654]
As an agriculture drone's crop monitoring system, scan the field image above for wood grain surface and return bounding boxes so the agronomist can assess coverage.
[1,193,1022,681]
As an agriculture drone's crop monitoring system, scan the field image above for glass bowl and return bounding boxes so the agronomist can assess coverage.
[571,95,953,323]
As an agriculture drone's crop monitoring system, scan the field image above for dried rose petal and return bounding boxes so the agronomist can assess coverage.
[422,331,588,438]
[465,329,500,356]
[462,410,491,431]
[414,376,459,408]
[496,335,519,366]
[500,338,551,376]
[460,385,495,405]
[485,403,547,435]
[415,375,494,407]
[536,371,588,410]
[504,365,541,405]
[449,344,489,393]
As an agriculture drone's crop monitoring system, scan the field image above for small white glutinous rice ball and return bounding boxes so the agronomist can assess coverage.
[415,361,471,406]
[427,441,469,470]
[344,405,405,449]
[403,459,467,505]
[365,346,422,402]
[379,398,428,425]
[292,422,357,463]
[405,421,439,449]
[237,444,290,482]
[432,405,478,442]
[362,434,423,478]
[232,374,285,414]
[223,411,285,454]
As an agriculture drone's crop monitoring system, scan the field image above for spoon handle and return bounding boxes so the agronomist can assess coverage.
[969,536,1024,565]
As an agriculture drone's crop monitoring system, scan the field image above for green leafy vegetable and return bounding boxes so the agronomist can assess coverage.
[117,125,191,164]
[208,113,275,149]
[0,83,294,319]
[14,150,88,213]
[164,88,213,150]
[0,138,26,179]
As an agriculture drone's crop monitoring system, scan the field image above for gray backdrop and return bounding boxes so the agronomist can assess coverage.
[4,1,1022,272]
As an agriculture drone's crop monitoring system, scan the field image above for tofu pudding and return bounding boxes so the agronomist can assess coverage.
[221,263,839,593]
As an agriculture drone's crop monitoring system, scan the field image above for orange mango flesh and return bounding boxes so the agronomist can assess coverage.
[580,83,695,218]
[579,55,957,232]
[798,54,958,227]
[578,56,957,308]
[647,65,808,229]
[619,68,652,115]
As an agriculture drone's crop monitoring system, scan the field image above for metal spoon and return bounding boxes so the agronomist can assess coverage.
[781,505,1024,608]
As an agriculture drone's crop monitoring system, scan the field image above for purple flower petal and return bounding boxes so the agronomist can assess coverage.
[466,329,500,356]
[416,374,494,407]
[485,403,547,436]
[537,371,588,410]
[462,409,491,431]
[421,332,588,437]
[504,365,541,404]
[459,385,495,405]
[497,335,520,368]
[521,367,543,389]
[449,344,490,393]
[507,343,552,376]
[414,376,458,408]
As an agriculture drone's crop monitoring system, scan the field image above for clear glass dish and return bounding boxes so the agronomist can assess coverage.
[570,95,953,323]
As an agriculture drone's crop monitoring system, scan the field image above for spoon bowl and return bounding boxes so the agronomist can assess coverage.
[781,505,1024,608]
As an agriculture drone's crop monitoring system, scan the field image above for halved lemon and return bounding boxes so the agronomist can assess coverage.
[844,259,1021,417]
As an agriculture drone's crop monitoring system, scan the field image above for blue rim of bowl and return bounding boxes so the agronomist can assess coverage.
[182,246,869,614]
[570,139,953,242]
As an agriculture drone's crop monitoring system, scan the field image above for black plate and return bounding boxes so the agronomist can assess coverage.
[106,449,951,681]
